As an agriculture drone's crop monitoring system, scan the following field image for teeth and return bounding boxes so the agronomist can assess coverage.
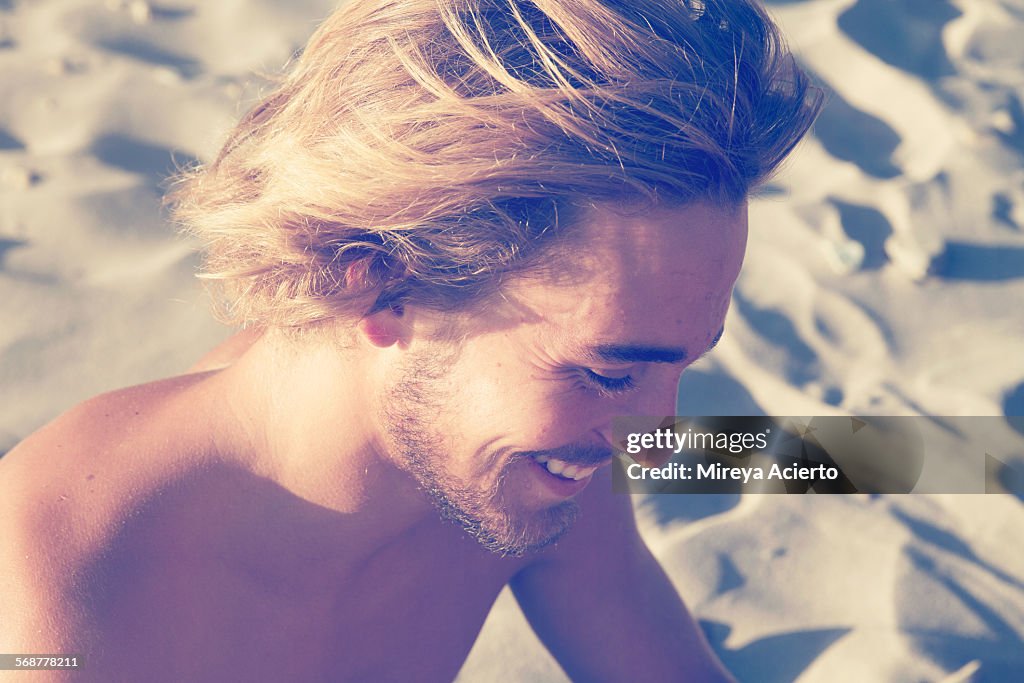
[570,465,598,481]
[537,456,598,481]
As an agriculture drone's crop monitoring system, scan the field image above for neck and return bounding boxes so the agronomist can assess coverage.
[206,329,434,558]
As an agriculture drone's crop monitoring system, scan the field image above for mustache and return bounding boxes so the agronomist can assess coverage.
[516,443,614,467]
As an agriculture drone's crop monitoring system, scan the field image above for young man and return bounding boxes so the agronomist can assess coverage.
[0,1,819,680]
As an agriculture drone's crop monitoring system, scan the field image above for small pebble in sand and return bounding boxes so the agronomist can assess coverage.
[824,239,865,275]
[43,55,88,77]
[0,166,43,191]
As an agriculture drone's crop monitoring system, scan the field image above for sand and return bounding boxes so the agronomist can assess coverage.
[1,1,1022,680]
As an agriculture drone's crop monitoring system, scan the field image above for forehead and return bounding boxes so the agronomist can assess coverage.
[499,200,748,354]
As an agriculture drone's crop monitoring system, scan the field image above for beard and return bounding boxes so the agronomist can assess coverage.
[380,346,580,557]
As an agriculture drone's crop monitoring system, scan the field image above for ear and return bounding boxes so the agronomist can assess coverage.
[356,304,406,348]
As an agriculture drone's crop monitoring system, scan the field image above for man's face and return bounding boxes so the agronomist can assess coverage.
[380,201,748,555]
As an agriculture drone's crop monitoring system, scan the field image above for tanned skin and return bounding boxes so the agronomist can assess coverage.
[0,202,742,682]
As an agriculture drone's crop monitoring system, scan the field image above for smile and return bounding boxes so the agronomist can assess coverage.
[532,454,600,481]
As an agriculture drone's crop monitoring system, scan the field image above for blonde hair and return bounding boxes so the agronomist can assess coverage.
[168,0,822,328]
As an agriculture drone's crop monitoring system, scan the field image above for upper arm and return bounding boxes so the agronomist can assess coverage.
[0,461,92,660]
[0,418,107,665]
[510,464,734,683]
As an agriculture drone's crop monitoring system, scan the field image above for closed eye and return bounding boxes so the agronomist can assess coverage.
[581,368,636,396]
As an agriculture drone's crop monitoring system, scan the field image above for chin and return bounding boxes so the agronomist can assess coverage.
[442,497,580,557]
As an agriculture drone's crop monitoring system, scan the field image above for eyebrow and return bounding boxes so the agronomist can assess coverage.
[587,327,725,366]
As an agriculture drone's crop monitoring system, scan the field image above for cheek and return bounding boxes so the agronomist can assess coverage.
[444,338,621,449]
[452,368,600,449]
[477,383,583,440]
[510,380,622,449]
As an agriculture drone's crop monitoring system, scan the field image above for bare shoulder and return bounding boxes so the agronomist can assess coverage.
[0,375,216,654]
[0,372,216,526]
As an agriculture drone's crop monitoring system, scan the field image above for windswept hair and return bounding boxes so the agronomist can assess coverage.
[168,0,822,328]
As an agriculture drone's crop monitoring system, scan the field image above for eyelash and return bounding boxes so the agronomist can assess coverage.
[580,369,637,397]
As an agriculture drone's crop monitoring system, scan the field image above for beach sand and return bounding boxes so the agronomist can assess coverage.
[1,1,1022,680]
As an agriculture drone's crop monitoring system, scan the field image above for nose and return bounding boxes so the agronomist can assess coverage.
[632,376,680,417]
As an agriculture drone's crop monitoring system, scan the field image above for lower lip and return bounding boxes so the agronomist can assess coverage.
[526,457,594,498]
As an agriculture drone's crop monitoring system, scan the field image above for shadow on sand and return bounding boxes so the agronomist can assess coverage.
[732,292,820,388]
[702,620,850,683]
[94,35,202,78]
[935,242,1024,282]
[89,134,197,188]
[901,545,1024,681]
[837,0,961,82]
[831,199,894,270]
[812,87,903,179]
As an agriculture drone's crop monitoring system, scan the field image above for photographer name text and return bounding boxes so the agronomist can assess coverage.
[625,461,840,483]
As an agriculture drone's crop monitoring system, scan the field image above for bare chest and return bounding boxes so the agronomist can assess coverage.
[82,540,519,683]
